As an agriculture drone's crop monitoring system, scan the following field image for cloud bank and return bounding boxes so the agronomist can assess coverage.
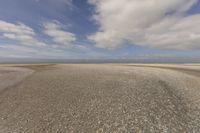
[88,0,200,50]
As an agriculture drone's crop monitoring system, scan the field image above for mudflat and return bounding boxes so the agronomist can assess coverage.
[0,64,200,132]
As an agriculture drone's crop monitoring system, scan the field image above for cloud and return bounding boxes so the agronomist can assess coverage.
[0,20,79,59]
[88,0,200,50]
[0,20,77,48]
[0,44,66,59]
[36,0,72,7]
[43,21,76,48]
[0,20,46,47]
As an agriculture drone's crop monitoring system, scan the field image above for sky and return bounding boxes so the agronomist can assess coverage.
[0,0,200,61]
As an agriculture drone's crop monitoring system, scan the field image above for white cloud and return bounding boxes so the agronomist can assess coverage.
[0,20,77,48]
[88,0,200,50]
[0,20,78,59]
[43,21,76,48]
[0,20,46,47]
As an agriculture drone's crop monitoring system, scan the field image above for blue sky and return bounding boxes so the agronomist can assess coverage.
[0,0,200,60]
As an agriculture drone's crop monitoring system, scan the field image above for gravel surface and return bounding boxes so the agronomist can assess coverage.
[0,64,200,133]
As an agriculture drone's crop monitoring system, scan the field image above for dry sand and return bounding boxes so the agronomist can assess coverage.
[0,64,200,132]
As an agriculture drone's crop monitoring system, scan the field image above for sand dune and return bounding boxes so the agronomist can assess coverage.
[0,64,200,132]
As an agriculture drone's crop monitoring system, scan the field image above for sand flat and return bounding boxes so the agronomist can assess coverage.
[0,66,34,92]
[0,64,200,132]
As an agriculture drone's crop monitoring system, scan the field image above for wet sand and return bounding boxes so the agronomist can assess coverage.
[0,64,200,132]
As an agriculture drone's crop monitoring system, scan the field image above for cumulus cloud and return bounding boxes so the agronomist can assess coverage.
[88,0,200,50]
[0,20,46,47]
[43,21,76,48]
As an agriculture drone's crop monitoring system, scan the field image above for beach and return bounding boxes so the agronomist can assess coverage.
[0,64,200,132]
